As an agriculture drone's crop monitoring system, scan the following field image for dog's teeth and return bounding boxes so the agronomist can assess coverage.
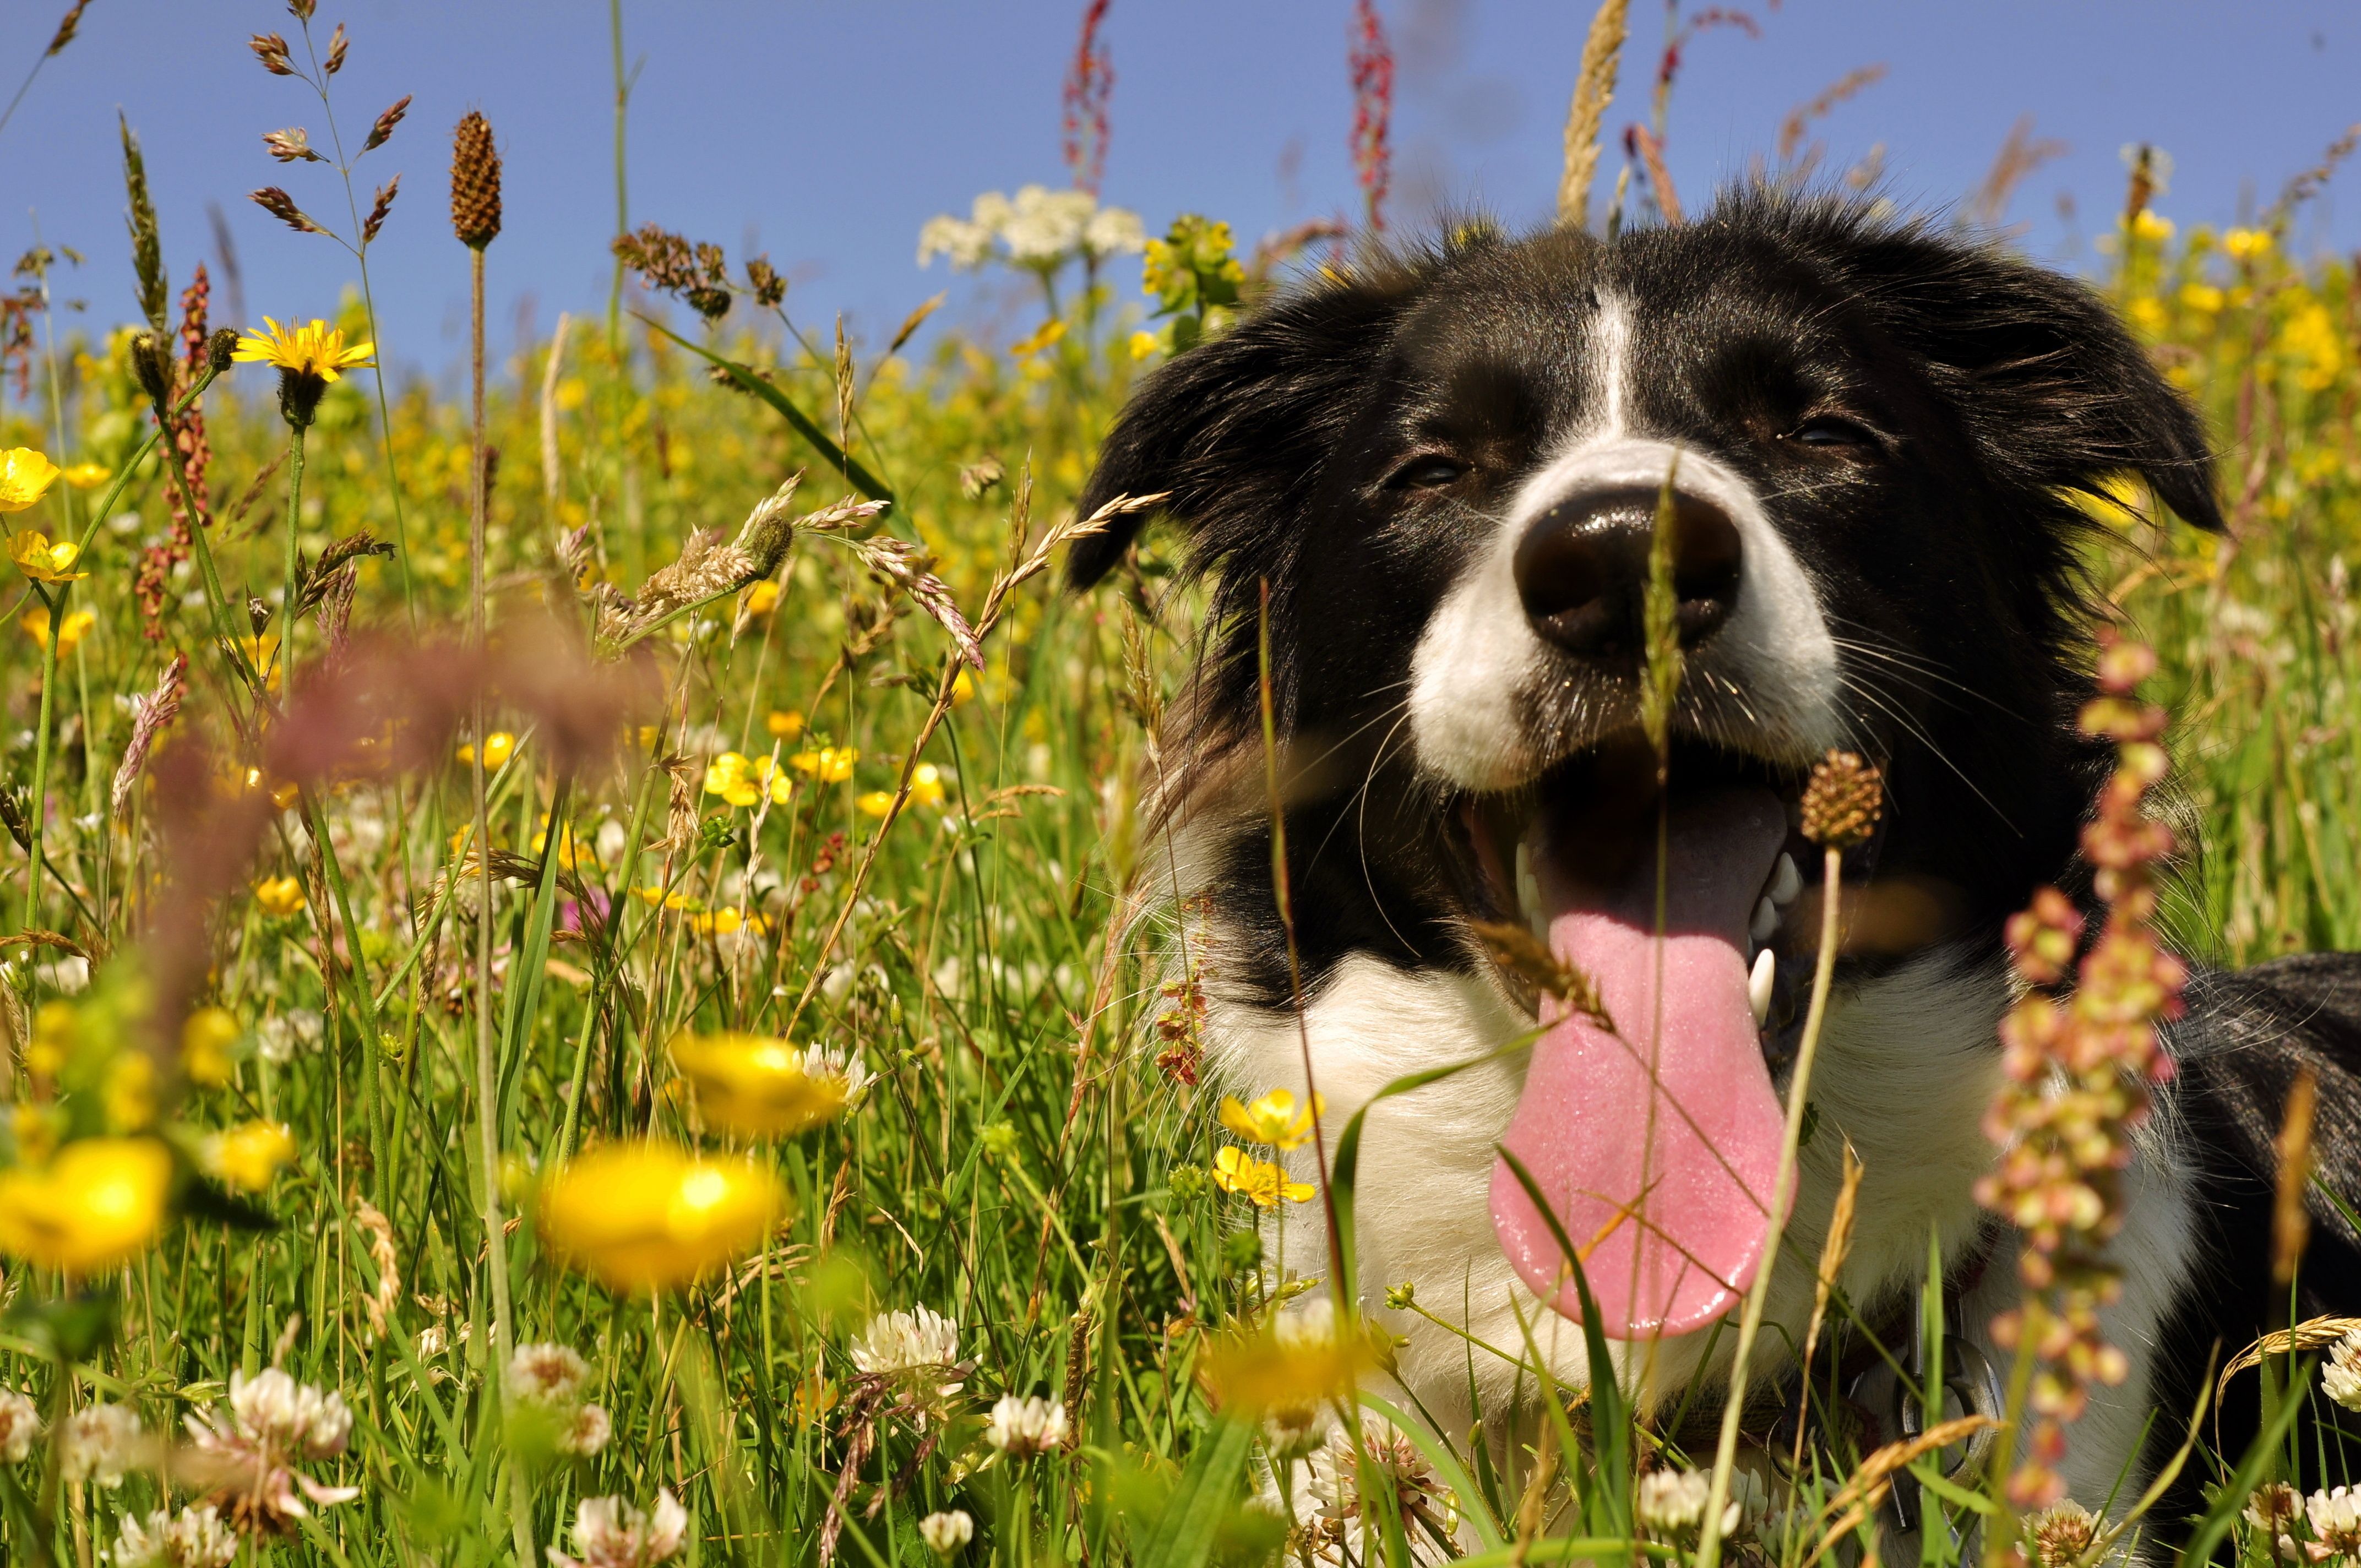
[1749,946,1776,1027]
[1515,841,1546,940]
[1750,896,1779,944]
[1770,852,1802,907]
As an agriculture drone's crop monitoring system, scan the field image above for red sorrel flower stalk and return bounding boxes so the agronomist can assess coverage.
[1061,0,1113,198]
[1976,628,2185,1508]
[1348,0,1393,231]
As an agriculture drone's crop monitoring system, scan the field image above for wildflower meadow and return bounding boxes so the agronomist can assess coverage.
[2,2,2360,1565]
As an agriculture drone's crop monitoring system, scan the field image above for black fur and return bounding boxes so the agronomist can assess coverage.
[1076,188,2361,1537]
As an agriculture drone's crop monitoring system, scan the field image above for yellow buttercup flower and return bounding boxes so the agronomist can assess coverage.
[540,1140,785,1292]
[689,907,774,937]
[2129,208,2174,244]
[858,763,949,818]
[1218,1088,1325,1151]
[26,1000,75,1079]
[235,634,283,694]
[1211,1145,1315,1208]
[766,709,805,739]
[181,1006,239,1087]
[62,461,110,491]
[741,580,781,616]
[631,885,697,912]
[8,529,87,582]
[950,669,976,705]
[1200,1302,1381,1416]
[21,607,94,655]
[0,448,63,513]
[857,790,894,818]
[670,1034,872,1139]
[457,731,516,770]
[0,1137,173,1276]
[792,745,858,783]
[205,1121,297,1194]
[254,875,307,916]
[1129,329,1160,361]
[2222,226,2273,262]
[231,317,375,382]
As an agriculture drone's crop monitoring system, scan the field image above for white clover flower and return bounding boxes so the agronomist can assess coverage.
[564,1402,612,1457]
[2324,1328,2361,1413]
[2027,1499,2098,1568]
[257,1008,320,1064]
[2249,1483,2304,1563]
[2311,1486,2361,1560]
[801,1043,874,1108]
[1082,206,1146,259]
[112,1504,236,1568]
[509,1343,592,1406]
[1636,1469,1736,1539]
[61,1404,146,1488]
[984,1393,1068,1459]
[552,1490,689,1568]
[851,1306,960,1379]
[0,1387,40,1463]
[919,1509,974,1556]
[228,1367,350,1458]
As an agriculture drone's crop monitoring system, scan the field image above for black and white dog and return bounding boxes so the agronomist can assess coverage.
[1071,190,2361,1531]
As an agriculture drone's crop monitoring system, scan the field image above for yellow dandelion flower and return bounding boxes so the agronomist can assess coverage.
[671,1034,872,1139]
[181,1006,239,1087]
[792,745,858,782]
[540,1140,785,1292]
[1218,1088,1325,1151]
[21,607,95,655]
[206,1120,297,1194]
[231,317,375,382]
[0,449,63,514]
[61,461,110,491]
[0,1137,173,1276]
[8,529,86,582]
[1211,1145,1316,1208]
[1200,1302,1383,1416]
[254,875,307,917]
[766,709,805,739]
[457,731,516,770]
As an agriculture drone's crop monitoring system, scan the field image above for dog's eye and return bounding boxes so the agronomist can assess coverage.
[1789,416,1873,449]
[1389,455,1467,490]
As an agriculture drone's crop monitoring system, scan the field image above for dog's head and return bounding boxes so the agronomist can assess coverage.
[1074,190,2219,1338]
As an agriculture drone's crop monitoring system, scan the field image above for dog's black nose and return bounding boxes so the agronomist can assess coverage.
[1513,486,1743,660]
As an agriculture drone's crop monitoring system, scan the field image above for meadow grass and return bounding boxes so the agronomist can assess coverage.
[1,12,2359,1567]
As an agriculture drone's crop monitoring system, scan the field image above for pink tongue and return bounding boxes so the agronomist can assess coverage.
[1489,786,1792,1338]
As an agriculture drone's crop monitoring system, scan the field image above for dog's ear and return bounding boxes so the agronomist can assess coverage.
[1811,210,2224,532]
[1067,278,1416,589]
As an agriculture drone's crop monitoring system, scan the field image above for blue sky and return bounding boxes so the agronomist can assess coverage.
[3,0,2354,394]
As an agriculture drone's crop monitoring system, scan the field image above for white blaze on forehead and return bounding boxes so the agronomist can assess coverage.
[1407,292,1845,791]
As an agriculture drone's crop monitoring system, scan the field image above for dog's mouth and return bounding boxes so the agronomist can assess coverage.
[1452,731,1824,1341]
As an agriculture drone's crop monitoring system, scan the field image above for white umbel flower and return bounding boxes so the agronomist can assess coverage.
[0,1388,40,1463]
[984,1394,1068,1459]
[550,1490,688,1568]
[111,1504,236,1568]
[918,1509,974,1556]
[2323,1328,2361,1413]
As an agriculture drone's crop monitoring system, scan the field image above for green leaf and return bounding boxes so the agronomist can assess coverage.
[633,313,891,503]
[1129,1417,1256,1568]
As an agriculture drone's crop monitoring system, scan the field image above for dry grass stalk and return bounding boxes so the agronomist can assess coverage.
[2273,1068,2320,1286]
[1801,1414,1998,1568]
[1627,123,1683,226]
[1802,1141,1863,1374]
[1467,917,1613,1029]
[1557,0,1630,231]
[1963,114,2068,231]
[2217,1314,2361,1402]
[1774,64,1888,169]
[351,1198,401,1342]
[111,654,189,820]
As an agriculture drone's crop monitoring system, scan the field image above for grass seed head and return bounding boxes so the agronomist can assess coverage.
[449,110,502,250]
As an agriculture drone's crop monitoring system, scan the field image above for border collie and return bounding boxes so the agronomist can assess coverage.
[1070,190,2361,1540]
